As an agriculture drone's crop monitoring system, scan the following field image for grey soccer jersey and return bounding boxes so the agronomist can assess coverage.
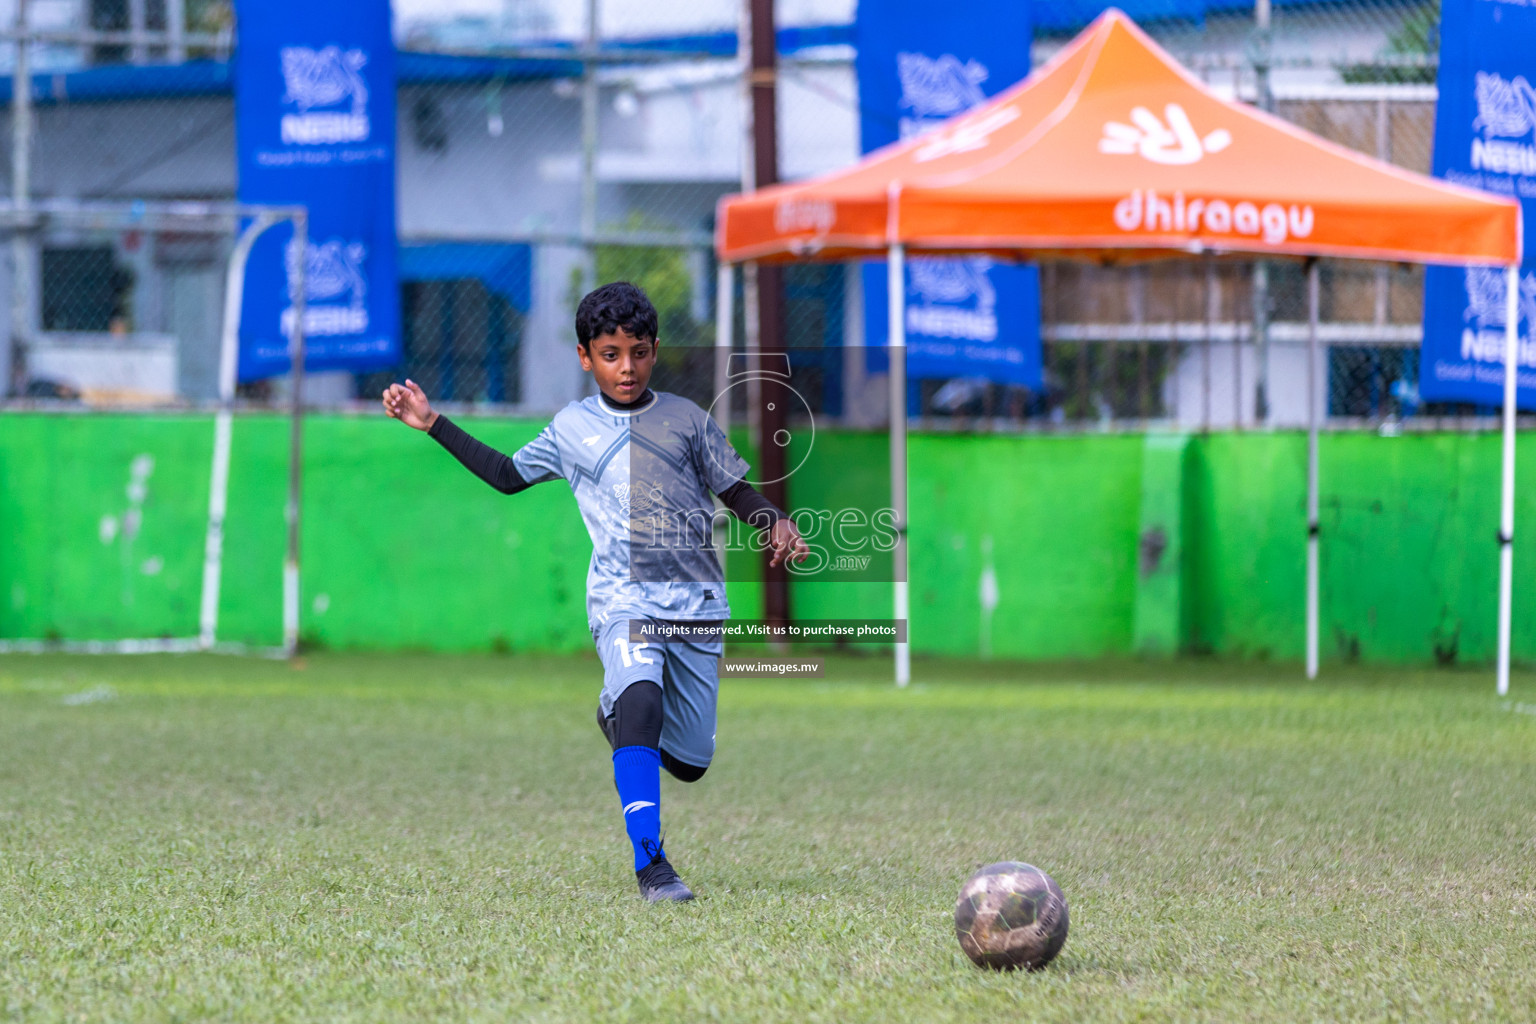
[511,391,750,629]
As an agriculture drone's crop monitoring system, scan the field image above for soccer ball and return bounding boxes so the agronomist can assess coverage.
[953,861,1069,971]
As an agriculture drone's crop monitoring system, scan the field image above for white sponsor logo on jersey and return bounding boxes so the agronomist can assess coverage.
[613,482,663,520]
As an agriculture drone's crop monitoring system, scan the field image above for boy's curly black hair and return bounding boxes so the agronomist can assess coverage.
[575,282,659,349]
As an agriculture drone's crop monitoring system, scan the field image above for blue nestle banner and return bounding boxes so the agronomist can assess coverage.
[855,0,1041,388]
[1420,0,1535,408]
[234,0,400,382]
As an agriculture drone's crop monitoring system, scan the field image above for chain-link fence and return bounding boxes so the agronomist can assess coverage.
[0,203,246,405]
[0,0,1491,431]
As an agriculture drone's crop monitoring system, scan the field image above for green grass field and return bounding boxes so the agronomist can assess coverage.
[4,653,1536,1022]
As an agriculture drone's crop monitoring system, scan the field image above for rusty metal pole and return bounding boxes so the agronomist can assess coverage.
[749,0,789,628]
[9,0,32,396]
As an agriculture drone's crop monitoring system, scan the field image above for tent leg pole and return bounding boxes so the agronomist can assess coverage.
[714,261,734,432]
[1499,262,1519,696]
[889,243,909,687]
[713,261,735,576]
[283,211,308,660]
[1306,259,1320,681]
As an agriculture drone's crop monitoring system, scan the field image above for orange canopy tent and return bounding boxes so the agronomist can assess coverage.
[718,9,1517,267]
[713,9,1524,687]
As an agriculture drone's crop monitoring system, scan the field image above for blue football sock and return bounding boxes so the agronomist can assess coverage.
[613,745,663,871]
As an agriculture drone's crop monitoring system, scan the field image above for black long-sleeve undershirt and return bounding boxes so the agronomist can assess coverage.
[428,414,533,495]
[427,413,787,527]
[716,479,785,530]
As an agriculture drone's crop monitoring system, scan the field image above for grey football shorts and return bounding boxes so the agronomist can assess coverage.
[593,616,724,769]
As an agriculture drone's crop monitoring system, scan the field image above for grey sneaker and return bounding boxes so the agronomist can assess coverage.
[636,839,695,902]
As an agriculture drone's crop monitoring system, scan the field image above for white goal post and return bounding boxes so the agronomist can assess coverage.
[0,199,308,658]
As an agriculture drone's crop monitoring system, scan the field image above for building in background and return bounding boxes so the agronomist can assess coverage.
[0,0,1445,428]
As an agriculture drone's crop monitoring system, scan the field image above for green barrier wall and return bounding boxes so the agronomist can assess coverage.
[1186,432,1536,664]
[4,412,1535,666]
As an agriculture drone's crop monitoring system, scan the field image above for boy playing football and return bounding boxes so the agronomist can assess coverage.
[382,282,807,902]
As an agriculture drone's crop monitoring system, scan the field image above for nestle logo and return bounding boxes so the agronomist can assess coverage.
[1470,72,1536,179]
[279,46,371,146]
[282,238,370,338]
[774,199,835,235]
[1474,72,1536,142]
